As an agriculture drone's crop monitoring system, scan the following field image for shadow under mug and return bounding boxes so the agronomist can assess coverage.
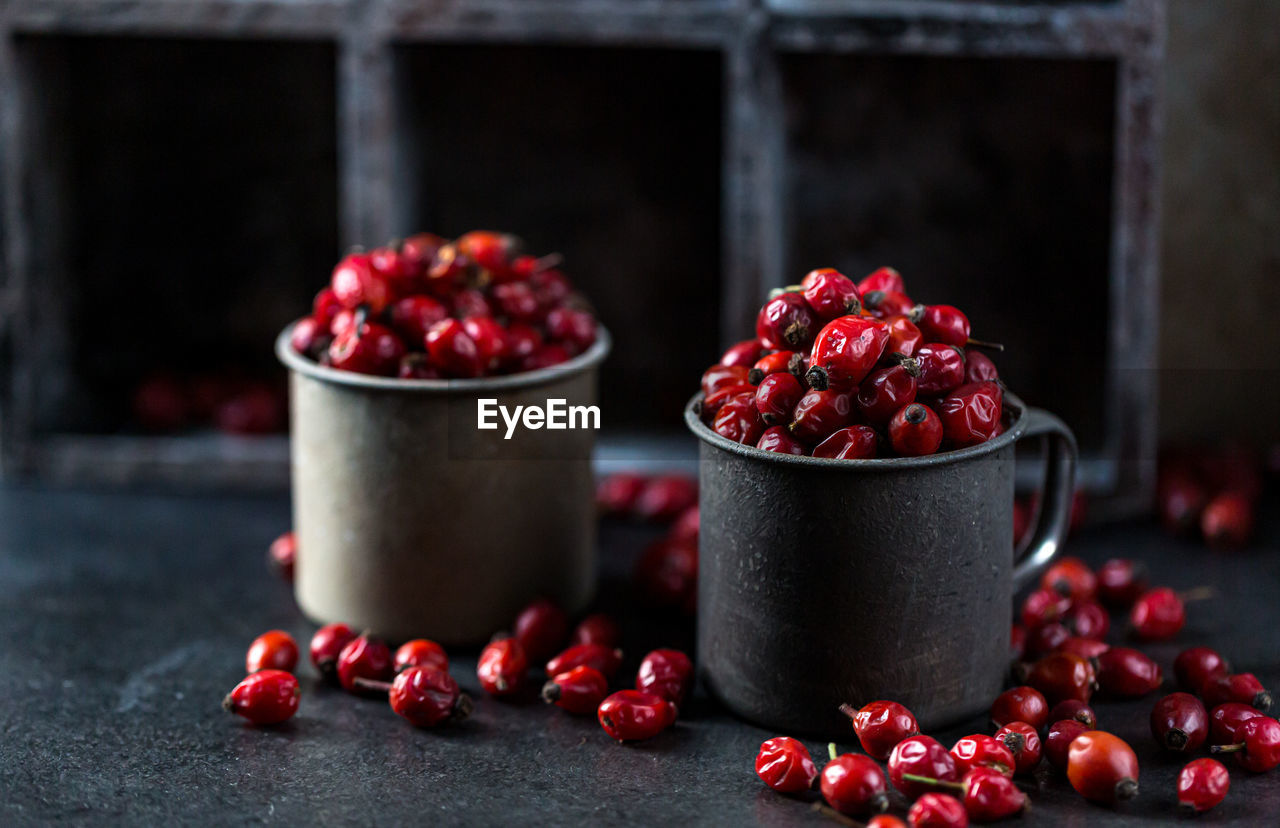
[685,392,1077,737]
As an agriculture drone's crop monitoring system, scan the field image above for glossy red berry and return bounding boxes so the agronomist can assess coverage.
[1026,651,1097,706]
[542,665,610,715]
[748,350,804,384]
[1130,587,1186,640]
[1210,702,1263,743]
[990,686,1049,730]
[634,475,698,522]
[634,536,697,612]
[1177,758,1230,814]
[1067,731,1140,804]
[858,266,904,295]
[840,700,920,760]
[636,649,693,706]
[994,722,1042,775]
[720,339,766,368]
[755,372,804,425]
[937,381,1002,448]
[887,735,958,799]
[571,613,620,648]
[1096,558,1150,607]
[904,767,1027,822]
[862,289,918,319]
[867,816,908,828]
[812,425,879,460]
[914,343,966,396]
[1095,647,1163,698]
[1151,692,1208,752]
[1064,601,1110,641]
[1024,622,1071,658]
[806,315,890,392]
[888,403,942,457]
[596,473,646,515]
[389,665,472,727]
[699,382,755,423]
[502,322,542,367]
[1057,636,1110,660]
[962,348,999,383]
[477,637,529,697]
[597,690,676,742]
[918,305,970,347]
[906,793,968,828]
[290,316,331,360]
[855,361,919,426]
[757,292,817,351]
[1200,491,1255,547]
[714,391,766,445]
[328,320,406,376]
[702,364,752,397]
[1211,715,1280,772]
[394,639,448,673]
[1048,699,1098,728]
[1174,646,1230,693]
[1045,719,1089,771]
[223,669,300,725]
[312,286,343,326]
[757,426,807,455]
[546,308,598,355]
[331,252,392,312]
[546,643,623,680]
[491,281,541,323]
[755,737,818,794]
[267,531,296,582]
[457,315,506,371]
[1020,587,1071,630]
[246,630,299,674]
[1202,672,1272,712]
[337,633,393,694]
[513,598,569,663]
[399,232,445,277]
[882,314,923,359]
[425,318,483,378]
[821,749,889,816]
[389,295,448,345]
[949,734,1015,777]
[788,388,853,445]
[1040,556,1096,601]
[801,268,862,320]
[309,623,356,682]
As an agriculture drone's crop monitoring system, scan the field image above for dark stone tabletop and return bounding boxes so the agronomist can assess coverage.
[2,483,1278,826]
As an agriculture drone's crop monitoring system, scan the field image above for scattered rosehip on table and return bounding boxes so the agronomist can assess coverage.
[755,737,817,794]
[840,700,920,760]
[1177,757,1230,814]
[246,630,298,675]
[393,639,448,673]
[597,690,676,742]
[309,623,356,682]
[223,669,299,725]
[542,665,610,716]
[477,636,529,698]
[1066,731,1140,805]
[821,744,890,817]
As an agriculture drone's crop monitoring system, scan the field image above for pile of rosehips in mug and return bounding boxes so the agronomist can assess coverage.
[696,267,1005,458]
[289,231,598,378]
[755,556,1277,825]
[223,596,692,744]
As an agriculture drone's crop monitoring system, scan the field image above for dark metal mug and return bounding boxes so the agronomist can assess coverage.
[685,393,1076,737]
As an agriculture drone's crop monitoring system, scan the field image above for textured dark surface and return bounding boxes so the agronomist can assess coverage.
[2,483,1278,825]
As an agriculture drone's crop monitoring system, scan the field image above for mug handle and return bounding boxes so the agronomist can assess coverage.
[1011,407,1079,591]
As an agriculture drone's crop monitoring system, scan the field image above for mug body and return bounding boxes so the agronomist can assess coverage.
[278,325,610,645]
[691,398,1022,737]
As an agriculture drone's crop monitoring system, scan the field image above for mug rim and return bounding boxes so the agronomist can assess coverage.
[685,388,1028,471]
[276,319,611,394]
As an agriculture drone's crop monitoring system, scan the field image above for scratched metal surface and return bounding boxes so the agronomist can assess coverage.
[1,483,1277,825]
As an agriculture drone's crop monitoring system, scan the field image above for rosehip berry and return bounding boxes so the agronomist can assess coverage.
[1020,587,1071,630]
[636,649,693,706]
[596,473,646,515]
[840,700,920,760]
[888,735,958,799]
[425,318,483,378]
[331,252,392,312]
[1130,587,1186,640]
[855,361,919,426]
[367,244,413,293]
[671,505,699,543]
[990,686,1049,730]
[570,613,620,649]
[1057,636,1110,660]
[1203,672,1272,712]
[290,316,331,360]
[427,244,473,291]
[757,426,807,455]
[492,281,541,323]
[1063,601,1110,641]
[246,630,299,674]
[1200,491,1255,547]
[812,425,879,460]
[914,343,966,395]
[1096,558,1149,607]
[309,623,356,682]
[1025,622,1071,658]
[597,690,676,742]
[1025,651,1097,706]
[862,289,919,319]
[1045,719,1089,771]
[394,639,448,673]
[337,633,393,694]
[546,643,624,680]
[858,266,904,295]
[1174,646,1230,693]
[888,403,943,456]
[801,268,862,320]
[1095,647,1163,698]
[634,475,698,522]
[312,286,343,327]
[949,734,1015,777]
[389,295,448,345]
[267,531,296,582]
[542,665,610,715]
[399,232,445,276]
[503,322,542,366]
[388,665,472,727]
[529,268,572,308]
[329,307,357,337]
[788,388,853,445]
[757,292,817,351]
[714,391,766,445]
[456,229,519,274]
[901,767,1026,822]
[1067,731,1140,804]
[755,372,805,425]
[477,637,528,697]
[1210,702,1263,744]
[1041,556,1096,601]
[513,598,569,663]
[748,350,805,384]
[719,339,765,368]
[702,364,751,397]
[883,314,924,358]
[634,536,697,612]
[698,384,755,423]
[806,315,890,392]
[328,320,406,376]
[755,737,818,794]
[545,307,598,354]
[906,793,968,828]
[962,348,999,383]
[917,305,970,347]
[222,669,300,725]
[1211,715,1280,772]
[994,722,1042,775]
[1048,699,1097,728]
[868,817,907,828]
[1177,758,1230,814]
[1151,692,1208,752]
[821,747,889,816]
[461,315,508,371]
